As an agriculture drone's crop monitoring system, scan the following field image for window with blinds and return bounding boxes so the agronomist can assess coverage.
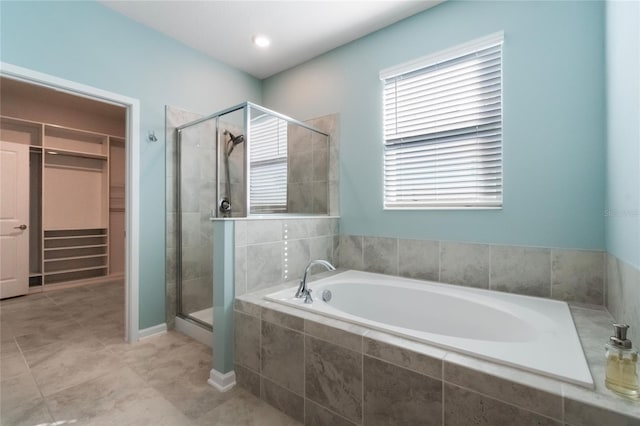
[381,32,503,209]
[249,115,288,213]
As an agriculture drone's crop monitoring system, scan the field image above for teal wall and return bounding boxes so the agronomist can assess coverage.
[0,0,616,329]
[605,0,640,268]
[263,0,606,249]
[0,1,262,328]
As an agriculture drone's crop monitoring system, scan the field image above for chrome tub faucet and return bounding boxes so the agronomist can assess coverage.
[295,259,336,303]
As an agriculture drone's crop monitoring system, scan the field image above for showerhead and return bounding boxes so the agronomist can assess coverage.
[224,130,245,155]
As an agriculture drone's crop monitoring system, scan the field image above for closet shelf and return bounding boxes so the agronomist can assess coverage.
[0,116,43,147]
[43,147,107,161]
[45,265,108,276]
[44,244,107,251]
[42,228,109,282]
[44,234,107,241]
[44,254,108,263]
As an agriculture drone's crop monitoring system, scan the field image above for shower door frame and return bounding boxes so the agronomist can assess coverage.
[174,102,331,329]
[175,104,248,330]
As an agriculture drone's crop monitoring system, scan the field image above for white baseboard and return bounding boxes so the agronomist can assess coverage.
[175,316,213,347]
[138,323,167,339]
[208,369,236,392]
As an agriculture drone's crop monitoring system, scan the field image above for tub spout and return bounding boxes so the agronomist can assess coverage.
[295,259,336,300]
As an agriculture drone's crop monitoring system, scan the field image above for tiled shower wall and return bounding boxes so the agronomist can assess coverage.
[166,108,340,327]
[307,114,339,217]
[286,115,337,215]
[337,234,607,306]
[606,254,640,344]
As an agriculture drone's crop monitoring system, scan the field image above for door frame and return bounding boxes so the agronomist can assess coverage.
[1,62,141,343]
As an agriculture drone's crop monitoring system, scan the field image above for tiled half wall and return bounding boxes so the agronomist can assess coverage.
[337,234,607,306]
[234,218,339,297]
[234,299,640,425]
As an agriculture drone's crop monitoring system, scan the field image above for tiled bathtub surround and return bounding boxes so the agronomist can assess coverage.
[234,294,640,425]
[234,217,339,297]
[338,234,606,305]
[607,254,640,345]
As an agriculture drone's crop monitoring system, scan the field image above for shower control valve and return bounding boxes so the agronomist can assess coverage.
[219,198,231,213]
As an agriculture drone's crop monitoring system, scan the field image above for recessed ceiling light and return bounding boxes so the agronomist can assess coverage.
[252,35,271,48]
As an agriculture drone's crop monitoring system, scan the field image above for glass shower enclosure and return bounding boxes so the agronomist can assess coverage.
[174,102,330,330]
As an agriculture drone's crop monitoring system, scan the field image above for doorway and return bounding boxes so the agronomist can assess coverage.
[0,62,140,342]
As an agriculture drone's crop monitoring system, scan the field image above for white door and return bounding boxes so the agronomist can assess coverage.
[0,141,30,299]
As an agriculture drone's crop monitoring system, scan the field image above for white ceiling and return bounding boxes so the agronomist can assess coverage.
[100,1,442,79]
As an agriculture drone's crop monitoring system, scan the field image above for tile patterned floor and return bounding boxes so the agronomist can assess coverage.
[0,280,300,426]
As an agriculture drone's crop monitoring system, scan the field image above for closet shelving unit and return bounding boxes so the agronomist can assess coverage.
[1,115,117,290]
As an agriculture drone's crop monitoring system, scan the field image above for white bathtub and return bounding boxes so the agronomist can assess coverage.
[264,270,594,388]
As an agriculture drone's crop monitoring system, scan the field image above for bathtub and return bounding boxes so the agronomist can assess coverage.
[264,270,594,388]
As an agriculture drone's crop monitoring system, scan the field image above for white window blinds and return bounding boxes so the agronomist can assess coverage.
[381,32,503,209]
[249,115,288,213]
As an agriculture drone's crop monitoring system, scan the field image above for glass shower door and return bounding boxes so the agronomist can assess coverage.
[177,118,216,328]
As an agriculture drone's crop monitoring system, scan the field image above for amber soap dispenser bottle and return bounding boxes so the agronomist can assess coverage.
[605,324,639,399]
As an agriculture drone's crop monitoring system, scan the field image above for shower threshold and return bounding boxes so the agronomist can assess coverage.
[189,307,213,326]
[175,310,213,347]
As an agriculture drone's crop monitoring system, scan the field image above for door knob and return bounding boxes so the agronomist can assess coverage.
[14,224,27,230]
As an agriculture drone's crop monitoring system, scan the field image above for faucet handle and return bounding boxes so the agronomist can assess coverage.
[304,289,313,304]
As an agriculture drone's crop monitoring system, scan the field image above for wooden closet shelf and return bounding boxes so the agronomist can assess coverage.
[44,253,108,263]
[44,244,108,251]
[44,234,107,241]
[45,265,108,276]
[44,148,107,160]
